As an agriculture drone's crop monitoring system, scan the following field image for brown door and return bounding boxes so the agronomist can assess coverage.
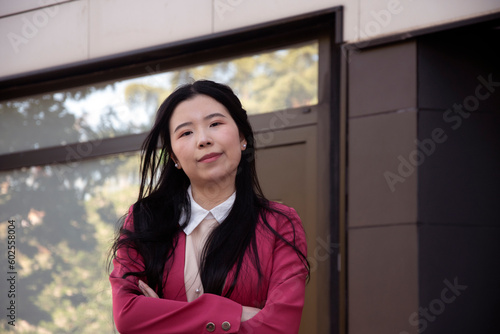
[251,105,330,334]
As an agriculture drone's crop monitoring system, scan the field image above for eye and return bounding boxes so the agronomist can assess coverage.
[180,131,192,138]
[210,122,222,127]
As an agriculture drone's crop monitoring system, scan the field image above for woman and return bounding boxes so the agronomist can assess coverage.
[109,80,309,333]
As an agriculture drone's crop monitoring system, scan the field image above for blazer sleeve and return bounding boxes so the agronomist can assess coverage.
[109,207,244,334]
[239,207,309,334]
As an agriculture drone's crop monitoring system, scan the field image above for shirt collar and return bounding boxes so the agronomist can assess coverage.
[180,185,236,235]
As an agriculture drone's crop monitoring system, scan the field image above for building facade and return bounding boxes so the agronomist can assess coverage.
[1,1,499,333]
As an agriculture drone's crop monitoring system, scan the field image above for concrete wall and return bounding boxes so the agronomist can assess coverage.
[1,0,500,78]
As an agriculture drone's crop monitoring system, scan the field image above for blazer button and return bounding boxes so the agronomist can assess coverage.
[222,321,231,331]
[206,322,215,332]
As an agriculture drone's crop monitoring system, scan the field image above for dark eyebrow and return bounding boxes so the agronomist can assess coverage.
[205,112,227,120]
[174,121,192,133]
[173,113,227,133]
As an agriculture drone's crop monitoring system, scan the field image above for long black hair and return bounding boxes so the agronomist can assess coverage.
[109,80,309,297]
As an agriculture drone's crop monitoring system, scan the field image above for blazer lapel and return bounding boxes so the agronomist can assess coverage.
[164,232,188,302]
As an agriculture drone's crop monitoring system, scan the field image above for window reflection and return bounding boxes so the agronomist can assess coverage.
[0,41,318,154]
[0,153,140,332]
[168,41,319,113]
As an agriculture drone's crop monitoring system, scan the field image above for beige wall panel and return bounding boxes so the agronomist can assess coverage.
[348,110,417,227]
[348,224,418,334]
[0,0,88,78]
[3,0,500,78]
[88,0,212,58]
[212,0,358,42]
[0,0,73,18]
[356,0,500,43]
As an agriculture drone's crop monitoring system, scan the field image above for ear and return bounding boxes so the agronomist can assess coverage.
[240,134,247,150]
[170,153,182,169]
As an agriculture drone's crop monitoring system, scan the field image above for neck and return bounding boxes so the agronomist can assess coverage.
[190,178,236,210]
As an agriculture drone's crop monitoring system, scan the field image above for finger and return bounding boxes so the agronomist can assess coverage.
[139,280,158,298]
[241,306,261,322]
[138,280,159,298]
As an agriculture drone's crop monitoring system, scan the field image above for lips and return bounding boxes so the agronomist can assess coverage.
[198,152,222,163]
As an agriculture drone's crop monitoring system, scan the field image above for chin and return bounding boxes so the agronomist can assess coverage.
[203,170,236,183]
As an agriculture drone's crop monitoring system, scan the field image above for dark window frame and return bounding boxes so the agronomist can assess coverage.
[0,7,344,334]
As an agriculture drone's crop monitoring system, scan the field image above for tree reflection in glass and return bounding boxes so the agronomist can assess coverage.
[0,154,140,332]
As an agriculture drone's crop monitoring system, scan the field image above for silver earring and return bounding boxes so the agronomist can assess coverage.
[174,163,179,168]
[243,144,247,148]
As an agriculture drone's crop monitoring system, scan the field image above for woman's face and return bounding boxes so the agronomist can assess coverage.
[169,94,247,188]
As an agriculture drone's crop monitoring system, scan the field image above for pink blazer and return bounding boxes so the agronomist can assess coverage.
[109,202,308,334]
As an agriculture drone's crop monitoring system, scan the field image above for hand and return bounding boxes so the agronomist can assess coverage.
[138,280,159,298]
[241,306,261,322]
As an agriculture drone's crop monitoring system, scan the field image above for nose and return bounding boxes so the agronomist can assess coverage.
[197,130,212,148]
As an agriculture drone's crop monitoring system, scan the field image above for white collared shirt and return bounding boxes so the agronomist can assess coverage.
[180,185,236,235]
[180,185,236,302]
